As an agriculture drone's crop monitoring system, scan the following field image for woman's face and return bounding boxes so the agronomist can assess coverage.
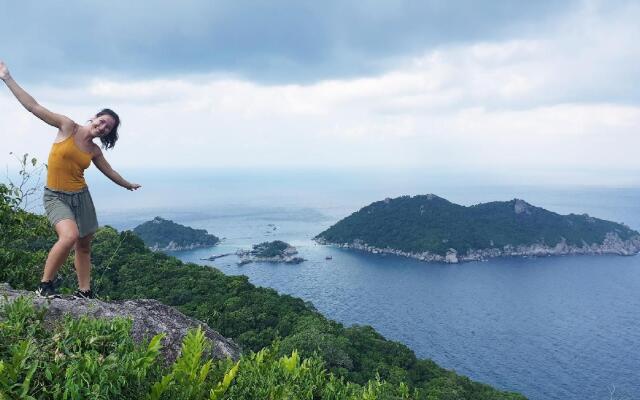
[90,115,116,137]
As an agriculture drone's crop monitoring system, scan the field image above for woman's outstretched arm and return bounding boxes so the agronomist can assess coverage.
[92,150,141,191]
[0,60,73,130]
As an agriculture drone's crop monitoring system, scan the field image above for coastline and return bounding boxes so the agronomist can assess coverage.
[315,232,640,263]
[149,241,217,252]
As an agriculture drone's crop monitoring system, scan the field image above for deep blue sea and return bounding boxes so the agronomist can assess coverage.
[89,168,640,400]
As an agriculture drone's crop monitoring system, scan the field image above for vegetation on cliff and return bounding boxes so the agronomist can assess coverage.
[0,183,525,399]
[133,217,219,250]
[1,296,419,399]
[315,194,639,256]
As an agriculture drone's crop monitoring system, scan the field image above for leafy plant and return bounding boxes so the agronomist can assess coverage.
[208,361,239,400]
[148,326,213,400]
[0,296,164,399]
[0,297,431,399]
[4,152,45,212]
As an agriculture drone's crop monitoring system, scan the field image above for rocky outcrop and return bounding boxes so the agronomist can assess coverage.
[0,283,240,363]
[236,242,306,265]
[513,199,531,215]
[149,241,214,252]
[316,231,640,264]
[445,249,459,264]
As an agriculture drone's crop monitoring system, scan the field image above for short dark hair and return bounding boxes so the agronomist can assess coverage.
[97,108,120,150]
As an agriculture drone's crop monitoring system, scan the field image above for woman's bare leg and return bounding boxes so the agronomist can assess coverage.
[74,234,93,291]
[42,219,79,282]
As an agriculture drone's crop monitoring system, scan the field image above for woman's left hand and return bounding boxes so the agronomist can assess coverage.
[0,61,11,81]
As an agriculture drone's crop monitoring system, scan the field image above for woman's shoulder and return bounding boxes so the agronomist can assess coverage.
[90,142,104,159]
[52,121,79,144]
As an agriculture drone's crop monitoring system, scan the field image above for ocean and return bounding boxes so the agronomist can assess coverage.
[85,168,640,400]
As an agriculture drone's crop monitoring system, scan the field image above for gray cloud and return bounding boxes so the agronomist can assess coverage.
[2,0,581,84]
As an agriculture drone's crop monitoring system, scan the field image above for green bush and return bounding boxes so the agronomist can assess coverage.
[0,184,69,292]
[0,297,419,400]
[0,296,162,399]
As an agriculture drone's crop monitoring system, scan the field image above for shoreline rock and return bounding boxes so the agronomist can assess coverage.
[315,232,640,264]
[150,241,217,252]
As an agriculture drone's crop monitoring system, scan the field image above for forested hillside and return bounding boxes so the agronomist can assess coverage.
[133,216,220,250]
[316,195,639,257]
[0,183,525,399]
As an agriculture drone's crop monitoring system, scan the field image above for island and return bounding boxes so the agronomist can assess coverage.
[133,216,220,251]
[236,240,306,265]
[314,194,640,263]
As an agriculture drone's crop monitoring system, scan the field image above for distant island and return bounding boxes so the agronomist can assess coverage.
[314,194,640,263]
[237,240,305,265]
[133,217,220,251]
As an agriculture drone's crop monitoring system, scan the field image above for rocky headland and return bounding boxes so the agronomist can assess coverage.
[315,195,640,263]
[133,216,220,252]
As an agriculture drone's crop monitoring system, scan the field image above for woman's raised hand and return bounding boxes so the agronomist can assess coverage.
[0,61,11,81]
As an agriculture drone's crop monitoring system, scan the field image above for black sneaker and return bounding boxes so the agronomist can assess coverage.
[73,288,95,300]
[35,280,61,299]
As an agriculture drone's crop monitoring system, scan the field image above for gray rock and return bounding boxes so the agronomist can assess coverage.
[149,241,214,252]
[317,231,640,264]
[514,199,531,215]
[445,249,459,264]
[0,283,240,364]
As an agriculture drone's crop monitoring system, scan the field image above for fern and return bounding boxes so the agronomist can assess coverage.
[133,333,164,379]
[147,326,213,400]
[147,374,173,400]
[0,339,37,399]
[209,361,239,400]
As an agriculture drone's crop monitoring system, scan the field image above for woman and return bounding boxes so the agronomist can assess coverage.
[0,61,141,299]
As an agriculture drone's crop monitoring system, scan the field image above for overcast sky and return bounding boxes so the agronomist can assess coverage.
[1,0,639,185]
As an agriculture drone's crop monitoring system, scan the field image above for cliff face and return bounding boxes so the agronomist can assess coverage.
[0,283,240,363]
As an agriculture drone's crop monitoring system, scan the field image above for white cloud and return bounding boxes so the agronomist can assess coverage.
[1,0,639,186]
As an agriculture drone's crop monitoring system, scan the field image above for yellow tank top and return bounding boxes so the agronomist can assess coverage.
[46,134,93,192]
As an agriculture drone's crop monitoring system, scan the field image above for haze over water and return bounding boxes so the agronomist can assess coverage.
[93,169,640,400]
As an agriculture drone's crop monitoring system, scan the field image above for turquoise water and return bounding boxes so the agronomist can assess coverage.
[93,170,640,400]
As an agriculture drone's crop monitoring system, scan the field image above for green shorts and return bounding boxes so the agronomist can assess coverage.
[43,187,99,238]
